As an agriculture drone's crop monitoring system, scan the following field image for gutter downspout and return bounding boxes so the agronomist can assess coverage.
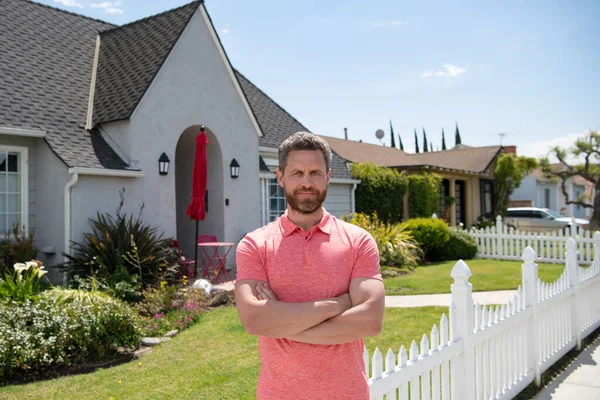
[64,171,79,284]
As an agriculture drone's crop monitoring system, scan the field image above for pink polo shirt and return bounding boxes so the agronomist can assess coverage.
[236,209,382,400]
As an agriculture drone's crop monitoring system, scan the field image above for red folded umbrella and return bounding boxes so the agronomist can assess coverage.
[186,127,209,277]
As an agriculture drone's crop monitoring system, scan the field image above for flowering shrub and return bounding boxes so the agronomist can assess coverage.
[137,302,204,337]
[0,260,50,302]
[135,279,207,337]
[0,289,140,382]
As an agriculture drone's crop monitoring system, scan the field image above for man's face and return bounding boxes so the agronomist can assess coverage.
[276,150,330,215]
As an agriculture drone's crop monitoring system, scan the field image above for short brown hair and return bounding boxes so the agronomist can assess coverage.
[278,132,332,173]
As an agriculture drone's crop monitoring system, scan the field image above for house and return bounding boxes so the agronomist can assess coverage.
[510,164,594,219]
[321,136,510,228]
[0,0,359,283]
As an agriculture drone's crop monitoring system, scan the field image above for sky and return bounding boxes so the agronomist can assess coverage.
[39,0,600,161]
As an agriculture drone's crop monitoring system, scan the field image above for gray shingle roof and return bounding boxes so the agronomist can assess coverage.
[92,1,200,125]
[235,71,353,179]
[0,0,128,169]
[1,0,354,179]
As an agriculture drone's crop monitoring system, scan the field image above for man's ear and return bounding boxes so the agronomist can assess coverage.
[327,169,331,186]
[276,169,284,188]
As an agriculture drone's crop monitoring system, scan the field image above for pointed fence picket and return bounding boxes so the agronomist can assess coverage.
[367,235,600,399]
[469,215,598,265]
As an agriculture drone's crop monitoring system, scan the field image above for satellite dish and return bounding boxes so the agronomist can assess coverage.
[375,129,385,140]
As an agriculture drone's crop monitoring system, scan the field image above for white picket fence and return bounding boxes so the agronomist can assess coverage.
[366,238,600,400]
[469,215,598,265]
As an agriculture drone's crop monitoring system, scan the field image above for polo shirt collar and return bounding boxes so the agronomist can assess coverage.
[280,209,333,236]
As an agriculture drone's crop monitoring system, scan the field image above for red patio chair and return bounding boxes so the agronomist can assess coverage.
[172,239,196,280]
[197,235,229,281]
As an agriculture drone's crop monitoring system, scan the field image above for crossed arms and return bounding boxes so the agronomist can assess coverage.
[234,278,385,345]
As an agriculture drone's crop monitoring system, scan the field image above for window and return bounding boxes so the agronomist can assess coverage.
[260,177,287,224]
[480,180,494,217]
[268,178,286,222]
[0,146,28,236]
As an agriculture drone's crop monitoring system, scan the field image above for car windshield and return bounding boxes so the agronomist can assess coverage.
[544,209,564,219]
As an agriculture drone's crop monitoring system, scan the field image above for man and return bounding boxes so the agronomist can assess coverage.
[235,132,385,400]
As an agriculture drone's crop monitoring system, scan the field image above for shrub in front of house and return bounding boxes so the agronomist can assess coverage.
[350,162,408,223]
[407,173,443,218]
[344,212,422,269]
[62,189,179,292]
[403,218,450,259]
[0,289,140,382]
[429,228,478,261]
[0,225,38,277]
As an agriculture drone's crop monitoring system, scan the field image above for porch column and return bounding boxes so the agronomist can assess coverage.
[450,178,456,227]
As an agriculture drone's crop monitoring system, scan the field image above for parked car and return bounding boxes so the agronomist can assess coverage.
[505,207,589,232]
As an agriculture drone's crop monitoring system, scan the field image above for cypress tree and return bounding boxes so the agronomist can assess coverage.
[414,128,420,153]
[455,123,462,145]
[390,120,396,148]
[422,127,429,152]
[442,128,447,150]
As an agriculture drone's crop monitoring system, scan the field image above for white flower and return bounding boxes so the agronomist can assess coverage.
[25,261,38,270]
[13,263,27,273]
[37,270,48,278]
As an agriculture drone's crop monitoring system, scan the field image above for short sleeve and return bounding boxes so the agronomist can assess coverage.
[235,233,268,282]
[351,230,382,281]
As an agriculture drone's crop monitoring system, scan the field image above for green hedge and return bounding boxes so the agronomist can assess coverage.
[351,163,408,223]
[403,218,449,258]
[407,173,442,218]
[429,228,478,261]
[0,290,140,382]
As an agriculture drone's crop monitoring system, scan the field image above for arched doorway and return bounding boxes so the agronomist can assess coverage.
[175,125,224,264]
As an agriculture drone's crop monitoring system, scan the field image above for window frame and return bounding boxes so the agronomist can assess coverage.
[0,145,28,238]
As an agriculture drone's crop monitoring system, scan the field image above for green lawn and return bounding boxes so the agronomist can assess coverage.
[0,306,448,400]
[384,258,567,295]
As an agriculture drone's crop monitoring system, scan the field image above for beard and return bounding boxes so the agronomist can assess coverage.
[285,186,328,215]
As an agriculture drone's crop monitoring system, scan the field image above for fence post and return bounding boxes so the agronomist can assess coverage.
[522,247,541,386]
[566,237,582,350]
[496,215,504,258]
[450,260,475,400]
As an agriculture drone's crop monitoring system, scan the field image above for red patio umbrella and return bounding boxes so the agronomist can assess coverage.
[186,126,209,277]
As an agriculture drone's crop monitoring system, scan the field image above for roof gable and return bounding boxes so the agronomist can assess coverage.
[92,1,200,125]
[0,0,128,169]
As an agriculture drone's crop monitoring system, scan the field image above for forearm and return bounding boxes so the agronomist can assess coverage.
[240,297,345,338]
[288,302,382,345]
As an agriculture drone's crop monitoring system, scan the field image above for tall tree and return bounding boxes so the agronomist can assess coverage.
[541,130,600,229]
[455,123,462,146]
[414,128,420,153]
[398,134,404,151]
[494,153,538,218]
[430,141,433,152]
[422,127,429,152]
[390,120,396,148]
[442,128,447,150]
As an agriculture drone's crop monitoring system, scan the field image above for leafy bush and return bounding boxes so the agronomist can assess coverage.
[0,289,140,381]
[0,225,37,277]
[350,163,408,223]
[403,218,450,258]
[62,189,179,290]
[407,173,443,218]
[344,213,422,269]
[135,278,208,337]
[429,228,478,261]
[472,216,494,230]
[0,260,50,302]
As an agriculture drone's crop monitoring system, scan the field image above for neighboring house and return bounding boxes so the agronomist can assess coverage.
[322,136,510,228]
[510,165,594,219]
[0,0,358,283]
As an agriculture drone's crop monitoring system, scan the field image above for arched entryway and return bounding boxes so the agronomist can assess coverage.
[175,125,225,263]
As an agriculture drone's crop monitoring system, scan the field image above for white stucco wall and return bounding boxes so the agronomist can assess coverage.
[35,140,70,282]
[510,176,538,205]
[99,120,132,164]
[86,5,260,268]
